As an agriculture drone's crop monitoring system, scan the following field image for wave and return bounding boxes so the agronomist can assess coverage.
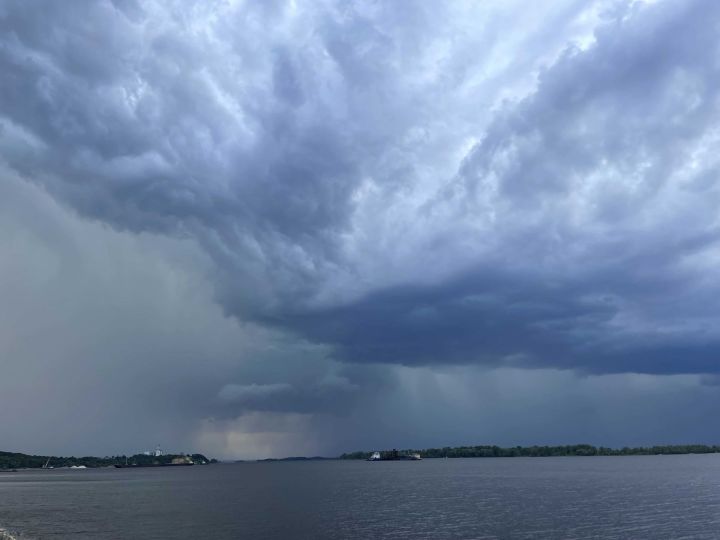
[0,528,19,540]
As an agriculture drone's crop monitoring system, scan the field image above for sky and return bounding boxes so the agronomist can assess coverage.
[2,0,720,460]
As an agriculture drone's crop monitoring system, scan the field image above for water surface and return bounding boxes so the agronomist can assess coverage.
[2,454,720,539]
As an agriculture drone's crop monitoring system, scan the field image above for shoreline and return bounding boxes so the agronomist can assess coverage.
[340,444,720,460]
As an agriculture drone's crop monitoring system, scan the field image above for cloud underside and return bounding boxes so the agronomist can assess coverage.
[1,0,720,457]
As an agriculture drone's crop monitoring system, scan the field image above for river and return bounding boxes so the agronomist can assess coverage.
[2,454,720,538]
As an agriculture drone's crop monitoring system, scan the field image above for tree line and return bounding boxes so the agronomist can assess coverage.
[0,450,216,469]
[339,444,720,460]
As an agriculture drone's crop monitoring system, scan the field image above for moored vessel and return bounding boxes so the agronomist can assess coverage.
[367,450,422,461]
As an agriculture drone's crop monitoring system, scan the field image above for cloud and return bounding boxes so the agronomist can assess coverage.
[2,167,718,459]
[215,381,339,414]
[2,0,720,457]
[216,374,359,414]
[219,383,295,404]
[0,169,371,456]
[265,0,720,375]
[0,0,611,312]
[200,366,720,459]
[4,0,718,377]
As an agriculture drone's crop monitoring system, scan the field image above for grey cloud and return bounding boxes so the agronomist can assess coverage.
[0,171,381,456]
[0,0,367,315]
[219,383,294,404]
[0,0,604,314]
[216,374,359,414]
[3,0,720,378]
[267,0,720,375]
[3,0,720,458]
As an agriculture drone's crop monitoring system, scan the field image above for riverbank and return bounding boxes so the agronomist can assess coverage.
[341,443,720,459]
[0,449,216,470]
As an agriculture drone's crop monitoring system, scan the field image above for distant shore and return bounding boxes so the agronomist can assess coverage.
[4,444,720,468]
[340,444,720,460]
[0,450,216,470]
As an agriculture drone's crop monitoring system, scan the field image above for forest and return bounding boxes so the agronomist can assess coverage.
[340,444,720,460]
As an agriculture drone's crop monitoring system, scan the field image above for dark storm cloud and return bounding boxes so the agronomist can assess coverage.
[273,260,720,374]
[267,0,720,375]
[2,0,720,442]
[0,0,414,316]
[0,0,605,312]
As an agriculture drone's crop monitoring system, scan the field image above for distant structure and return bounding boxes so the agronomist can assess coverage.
[142,445,164,457]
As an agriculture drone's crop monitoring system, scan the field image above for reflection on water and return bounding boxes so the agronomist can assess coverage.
[2,454,720,539]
